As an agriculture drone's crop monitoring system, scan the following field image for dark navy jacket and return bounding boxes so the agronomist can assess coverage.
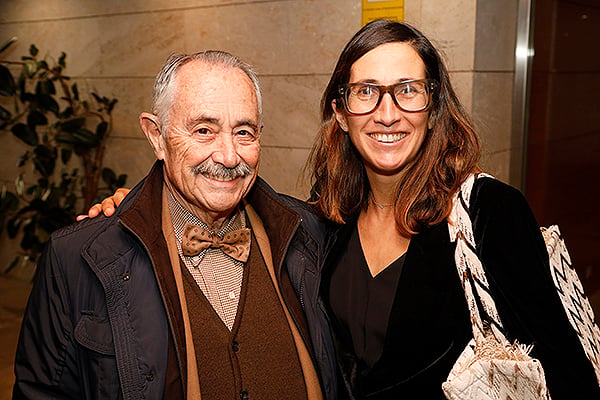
[13,162,338,400]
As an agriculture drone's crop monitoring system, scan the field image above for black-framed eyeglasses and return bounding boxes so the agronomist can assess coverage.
[338,79,437,115]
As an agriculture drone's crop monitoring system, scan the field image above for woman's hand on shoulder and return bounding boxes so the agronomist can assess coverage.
[76,188,130,221]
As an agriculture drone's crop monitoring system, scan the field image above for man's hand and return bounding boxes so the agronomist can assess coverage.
[76,188,131,221]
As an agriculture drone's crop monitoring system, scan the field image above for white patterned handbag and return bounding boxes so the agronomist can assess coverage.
[541,224,600,381]
[442,174,600,399]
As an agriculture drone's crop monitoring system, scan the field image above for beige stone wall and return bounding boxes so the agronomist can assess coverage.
[0,0,519,204]
[407,0,520,184]
[0,1,521,267]
[0,0,361,200]
[473,0,520,184]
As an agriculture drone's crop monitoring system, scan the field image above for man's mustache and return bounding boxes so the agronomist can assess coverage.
[191,160,253,180]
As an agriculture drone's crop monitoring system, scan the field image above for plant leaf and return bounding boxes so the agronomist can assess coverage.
[35,79,55,95]
[0,190,19,212]
[0,104,12,121]
[32,145,57,177]
[11,123,39,146]
[71,83,79,100]
[7,216,22,238]
[58,106,73,119]
[37,94,59,114]
[61,148,72,164]
[27,110,48,127]
[17,73,26,100]
[3,257,21,274]
[59,117,86,133]
[24,61,38,78]
[107,98,118,113]
[73,128,100,147]
[18,152,30,167]
[96,121,108,139]
[102,168,117,184]
[21,220,41,251]
[0,36,17,55]
[29,44,39,57]
[58,52,66,68]
[0,64,16,96]
[116,174,128,188]
[37,177,50,190]
[55,131,76,145]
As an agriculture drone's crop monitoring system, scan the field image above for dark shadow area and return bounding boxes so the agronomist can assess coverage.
[526,0,600,312]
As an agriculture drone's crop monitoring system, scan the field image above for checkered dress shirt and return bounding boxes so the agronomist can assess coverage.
[166,188,246,330]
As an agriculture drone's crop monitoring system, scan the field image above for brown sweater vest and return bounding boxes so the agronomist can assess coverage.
[181,232,308,400]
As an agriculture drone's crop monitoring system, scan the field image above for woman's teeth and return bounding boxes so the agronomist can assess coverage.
[369,133,407,143]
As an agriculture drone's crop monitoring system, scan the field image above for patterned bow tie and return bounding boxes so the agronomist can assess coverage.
[182,222,251,263]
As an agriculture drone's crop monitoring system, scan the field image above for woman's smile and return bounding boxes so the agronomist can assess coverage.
[367,131,408,144]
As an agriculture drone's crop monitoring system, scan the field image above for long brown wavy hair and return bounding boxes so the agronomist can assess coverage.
[307,19,481,236]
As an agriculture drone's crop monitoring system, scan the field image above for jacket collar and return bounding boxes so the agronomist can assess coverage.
[246,177,301,276]
[80,161,165,271]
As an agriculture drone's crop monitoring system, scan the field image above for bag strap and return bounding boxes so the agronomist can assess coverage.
[449,173,508,345]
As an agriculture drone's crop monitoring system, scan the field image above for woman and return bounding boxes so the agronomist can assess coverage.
[307,19,598,398]
[86,20,599,399]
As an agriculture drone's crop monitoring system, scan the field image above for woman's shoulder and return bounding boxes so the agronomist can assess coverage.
[467,174,544,245]
[470,175,532,218]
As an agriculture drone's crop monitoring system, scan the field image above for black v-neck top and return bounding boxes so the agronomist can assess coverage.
[329,223,405,369]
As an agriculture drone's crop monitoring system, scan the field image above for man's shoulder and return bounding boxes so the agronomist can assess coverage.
[51,165,153,247]
[48,213,123,258]
[278,193,317,218]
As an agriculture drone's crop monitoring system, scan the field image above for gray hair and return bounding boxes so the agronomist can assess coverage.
[152,50,262,135]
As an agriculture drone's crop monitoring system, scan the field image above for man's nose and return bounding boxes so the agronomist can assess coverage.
[212,133,239,167]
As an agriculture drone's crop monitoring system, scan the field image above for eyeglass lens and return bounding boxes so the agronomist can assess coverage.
[345,81,431,114]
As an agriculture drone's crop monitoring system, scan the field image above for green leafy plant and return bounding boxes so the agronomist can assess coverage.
[0,38,127,270]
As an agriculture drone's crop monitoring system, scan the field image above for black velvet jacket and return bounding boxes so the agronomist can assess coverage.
[320,177,599,399]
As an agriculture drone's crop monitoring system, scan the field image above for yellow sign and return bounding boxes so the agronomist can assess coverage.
[362,0,404,10]
[362,0,404,25]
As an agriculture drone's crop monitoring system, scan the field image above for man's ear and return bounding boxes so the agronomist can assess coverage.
[332,99,348,132]
[140,112,166,160]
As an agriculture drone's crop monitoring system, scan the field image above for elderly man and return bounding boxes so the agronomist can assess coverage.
[13,51,335,400]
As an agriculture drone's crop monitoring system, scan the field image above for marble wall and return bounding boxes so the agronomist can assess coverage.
[0,0,519,203]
